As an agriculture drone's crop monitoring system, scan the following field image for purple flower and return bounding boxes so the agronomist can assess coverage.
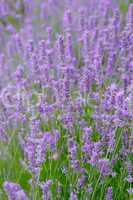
[0,128,8,142]
[82,127,92,141]
[3,181,28,200]
[70,192,78,200]
[40,180,53,200]
[127,188,133,195]
[97,158,111,176]
[87,186,93,193]
[106,187,113,200]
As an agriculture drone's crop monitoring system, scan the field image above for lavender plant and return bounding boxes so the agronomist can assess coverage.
[0,0,132,200]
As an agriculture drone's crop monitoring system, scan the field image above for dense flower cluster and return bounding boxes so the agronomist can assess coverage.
[0,0,132,199]
[3,182,28,200]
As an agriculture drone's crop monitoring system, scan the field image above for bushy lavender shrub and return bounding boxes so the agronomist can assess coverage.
[0,0,132,199]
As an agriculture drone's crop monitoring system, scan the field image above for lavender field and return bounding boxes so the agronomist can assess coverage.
[0,0,133,199]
